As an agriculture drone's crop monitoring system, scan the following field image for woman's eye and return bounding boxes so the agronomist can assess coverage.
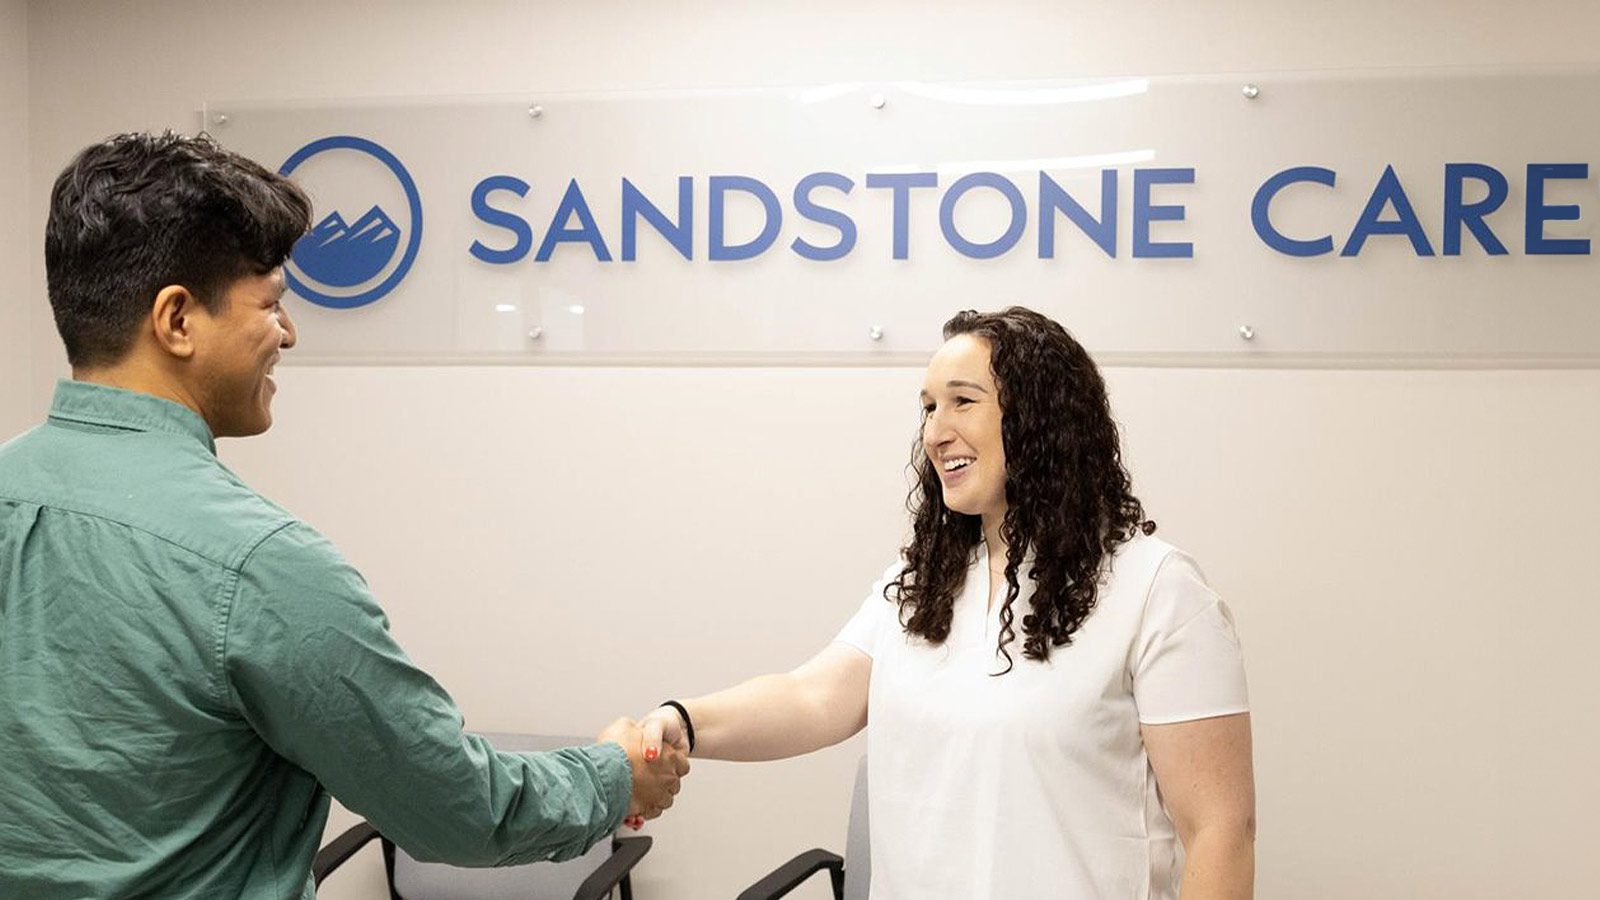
[954,396,974,406]
[921,404,936,415]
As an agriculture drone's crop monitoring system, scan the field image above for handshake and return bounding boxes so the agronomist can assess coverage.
[596,705,692,831]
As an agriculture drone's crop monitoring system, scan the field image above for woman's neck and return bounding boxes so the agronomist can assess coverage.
[982,514,1008,568]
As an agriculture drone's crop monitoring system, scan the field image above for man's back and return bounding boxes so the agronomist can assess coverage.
[0,381,636,899]
[0,380,322,898]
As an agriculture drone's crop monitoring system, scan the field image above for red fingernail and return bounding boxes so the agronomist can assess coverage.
[644,748,659,761]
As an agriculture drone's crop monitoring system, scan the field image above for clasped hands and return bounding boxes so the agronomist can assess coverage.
[596,705,692,831]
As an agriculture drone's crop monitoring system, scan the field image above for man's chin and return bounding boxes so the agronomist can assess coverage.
[248,408,274,436]
[215,410,273,439]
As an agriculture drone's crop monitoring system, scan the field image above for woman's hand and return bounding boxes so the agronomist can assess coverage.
[641,705,691,761]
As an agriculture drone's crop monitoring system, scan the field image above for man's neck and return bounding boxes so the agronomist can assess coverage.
[73,360,204,422]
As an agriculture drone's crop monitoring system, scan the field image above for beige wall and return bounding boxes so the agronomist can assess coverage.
[0,0,29,437]
[15,2,1600,899]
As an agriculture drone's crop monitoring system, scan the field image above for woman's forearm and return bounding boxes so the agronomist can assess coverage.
[678,645,871,761]
[1178,824,1255,900]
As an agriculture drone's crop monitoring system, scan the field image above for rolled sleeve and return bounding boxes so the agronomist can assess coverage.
[222,521,629,865]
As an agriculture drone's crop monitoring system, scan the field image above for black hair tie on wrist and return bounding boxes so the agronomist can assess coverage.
[659,700,695,753]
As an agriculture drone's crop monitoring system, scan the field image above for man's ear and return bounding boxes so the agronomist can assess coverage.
[150,285,200,360]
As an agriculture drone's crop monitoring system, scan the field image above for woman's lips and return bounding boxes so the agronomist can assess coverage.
[939,462,972,486]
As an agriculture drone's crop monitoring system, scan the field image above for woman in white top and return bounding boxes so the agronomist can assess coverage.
[637,307,1254,900]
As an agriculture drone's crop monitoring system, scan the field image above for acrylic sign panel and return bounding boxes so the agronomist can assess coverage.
[210,69,1600,365]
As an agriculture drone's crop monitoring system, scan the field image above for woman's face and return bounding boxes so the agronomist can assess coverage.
[921,333,1007,522]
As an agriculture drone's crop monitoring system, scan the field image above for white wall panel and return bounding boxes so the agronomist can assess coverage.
[0,0,29,437]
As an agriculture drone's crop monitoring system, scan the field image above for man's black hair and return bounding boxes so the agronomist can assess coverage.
[45,131,311,367]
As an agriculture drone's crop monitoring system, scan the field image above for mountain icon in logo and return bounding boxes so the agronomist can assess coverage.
[279,136,421,309]
[291,205,402,288]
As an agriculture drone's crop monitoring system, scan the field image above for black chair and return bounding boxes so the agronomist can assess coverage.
[736,759,868,900]
[313,733,650,900]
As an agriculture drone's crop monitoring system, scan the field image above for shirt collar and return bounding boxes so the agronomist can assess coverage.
[48,379,217,455]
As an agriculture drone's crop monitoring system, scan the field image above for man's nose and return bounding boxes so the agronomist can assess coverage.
[278,305,297,350]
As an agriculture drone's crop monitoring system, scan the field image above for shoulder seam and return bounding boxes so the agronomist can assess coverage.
[1127,542,1180,674]
[0,492,240,568]
[1133,543,1180,628]
[1154,550,1224,637]
[212,520,299,710]
[1133,546,1224,654]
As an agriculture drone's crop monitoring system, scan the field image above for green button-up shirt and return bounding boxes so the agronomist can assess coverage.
[0,381,631,899]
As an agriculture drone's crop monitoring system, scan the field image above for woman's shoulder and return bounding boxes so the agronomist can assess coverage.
[1107,531,1224,633]
[1106,529,1186,581]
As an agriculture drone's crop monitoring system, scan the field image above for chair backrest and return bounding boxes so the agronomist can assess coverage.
[390,733,617,900]
[843,757,870,900]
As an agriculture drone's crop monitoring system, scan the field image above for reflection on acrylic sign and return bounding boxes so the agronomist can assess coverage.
[213,69,1600,364]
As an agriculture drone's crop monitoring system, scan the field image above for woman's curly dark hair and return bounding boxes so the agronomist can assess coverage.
[887,306,1155,675]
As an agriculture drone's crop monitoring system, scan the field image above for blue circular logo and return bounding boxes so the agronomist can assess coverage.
[279,136,422,309]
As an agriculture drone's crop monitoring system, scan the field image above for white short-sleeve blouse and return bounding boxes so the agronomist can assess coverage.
[834,532,1248,900]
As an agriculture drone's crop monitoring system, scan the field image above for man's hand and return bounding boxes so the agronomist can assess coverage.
[597,717,689,831]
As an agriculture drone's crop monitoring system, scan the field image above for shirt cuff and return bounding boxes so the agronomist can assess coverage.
[588,740,633,834]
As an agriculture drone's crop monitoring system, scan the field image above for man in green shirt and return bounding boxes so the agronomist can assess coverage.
[0,132,687,898]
